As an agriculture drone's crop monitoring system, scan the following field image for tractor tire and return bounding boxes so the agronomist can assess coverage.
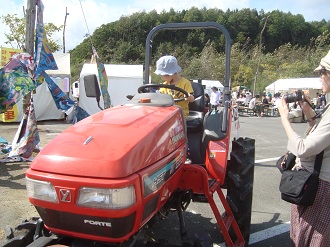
[226,137,255,246]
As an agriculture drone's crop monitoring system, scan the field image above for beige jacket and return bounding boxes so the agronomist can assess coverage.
[287,104,330,182]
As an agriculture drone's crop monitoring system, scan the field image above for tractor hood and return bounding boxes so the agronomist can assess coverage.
[30,105,186,179]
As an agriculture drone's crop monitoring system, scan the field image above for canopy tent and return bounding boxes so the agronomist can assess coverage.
[0,53,71,122]
[46,53,71,78]
[265,77,322,93]
[78,63,143,115]
[193,79,224,96]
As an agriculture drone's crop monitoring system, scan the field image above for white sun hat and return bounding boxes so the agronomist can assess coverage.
[154,55,182,75]
[314,50,330,71]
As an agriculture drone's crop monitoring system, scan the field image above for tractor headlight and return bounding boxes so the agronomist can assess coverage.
[77,186,136,209]
[26,177,58,203]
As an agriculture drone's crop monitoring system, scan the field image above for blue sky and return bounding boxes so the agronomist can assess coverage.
[1,0,329,51]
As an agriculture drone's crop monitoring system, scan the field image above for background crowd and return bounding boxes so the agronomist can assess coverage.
[204,87,327,119]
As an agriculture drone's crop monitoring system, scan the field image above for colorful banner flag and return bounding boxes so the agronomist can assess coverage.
[46,77,70,92]
[9,98,40,158]
[72,105,90,124]
[34,0,58,81]
[43,72,75,113]
[92,47,111,109]
[0,53,36,114]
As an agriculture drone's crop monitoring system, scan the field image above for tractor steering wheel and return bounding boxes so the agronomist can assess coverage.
[138,84,189,102]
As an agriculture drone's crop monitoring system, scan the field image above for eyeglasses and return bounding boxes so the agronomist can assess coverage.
[319,66,329,77]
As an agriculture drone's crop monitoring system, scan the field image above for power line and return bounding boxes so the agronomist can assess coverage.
[78,0,94,48]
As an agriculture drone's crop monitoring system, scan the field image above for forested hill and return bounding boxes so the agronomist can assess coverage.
[70,7,330,93]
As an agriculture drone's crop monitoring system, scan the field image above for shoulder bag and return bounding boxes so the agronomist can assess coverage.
[279,150,324,206]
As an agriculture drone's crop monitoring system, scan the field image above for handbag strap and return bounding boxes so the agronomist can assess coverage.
[314,150,324,175]
[304,102,330,122]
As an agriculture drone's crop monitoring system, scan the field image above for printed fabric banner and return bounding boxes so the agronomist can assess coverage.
[45,77,70,93]
[9,98,40,158]
[34,0,58,81]
[0,53,36,114]
[72,105,90,124]
[43,72,74,113]
[92,47,111,109]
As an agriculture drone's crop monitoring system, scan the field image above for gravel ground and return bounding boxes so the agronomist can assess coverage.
[0,120,71,242]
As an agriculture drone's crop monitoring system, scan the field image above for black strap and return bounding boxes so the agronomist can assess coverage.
[301,100,326,174]
[304,103,330,122]
[314,150,324,175]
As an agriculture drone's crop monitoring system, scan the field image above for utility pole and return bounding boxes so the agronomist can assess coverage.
[253,15,270,96]
[23,0,37,111]
[63,7,69,53]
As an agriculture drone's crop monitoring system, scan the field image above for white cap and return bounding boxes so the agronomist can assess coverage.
[154,55,181,75]
[314,50,330,72]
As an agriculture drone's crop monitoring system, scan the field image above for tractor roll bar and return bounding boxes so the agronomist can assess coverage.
[144,22,232,133]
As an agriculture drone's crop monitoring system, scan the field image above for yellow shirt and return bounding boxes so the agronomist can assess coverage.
[159,78,194,119]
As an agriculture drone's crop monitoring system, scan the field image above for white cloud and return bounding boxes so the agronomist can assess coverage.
[42,0,127,51]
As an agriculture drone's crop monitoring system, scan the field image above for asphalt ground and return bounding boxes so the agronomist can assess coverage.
[0,115,308,246]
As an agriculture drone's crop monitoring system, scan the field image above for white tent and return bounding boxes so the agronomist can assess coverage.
[78,63,143,116]
[265,77,322,93]
[0,53,71,122]
[193,79,224,96]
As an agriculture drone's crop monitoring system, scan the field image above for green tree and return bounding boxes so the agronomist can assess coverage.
[183,7,203,22]
[68,7,329,83]
[1,13,63,52]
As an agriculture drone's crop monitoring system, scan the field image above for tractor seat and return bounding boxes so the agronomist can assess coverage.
[187,82,205,133]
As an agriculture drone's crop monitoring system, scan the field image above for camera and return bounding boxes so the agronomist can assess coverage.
[284,89,304,103]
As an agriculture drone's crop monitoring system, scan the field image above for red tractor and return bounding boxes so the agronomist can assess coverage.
[3,22,254,247]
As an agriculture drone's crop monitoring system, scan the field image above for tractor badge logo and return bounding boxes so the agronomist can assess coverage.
[170,130,184,144]
[59,189,72,202]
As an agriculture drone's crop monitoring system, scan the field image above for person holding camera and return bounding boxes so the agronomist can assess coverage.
[278,50,330,246]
